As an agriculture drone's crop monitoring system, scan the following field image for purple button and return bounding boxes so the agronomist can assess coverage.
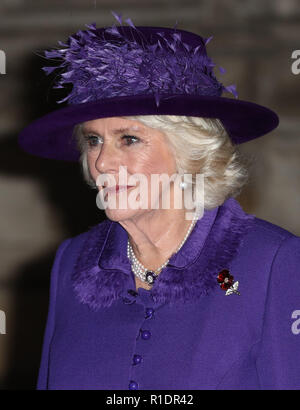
[141,329,151,340]
[133,354,143,365]
[145,307,154,319]
[128,380,139,390]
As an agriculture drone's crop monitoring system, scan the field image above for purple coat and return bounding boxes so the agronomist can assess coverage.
[37,197,300,390]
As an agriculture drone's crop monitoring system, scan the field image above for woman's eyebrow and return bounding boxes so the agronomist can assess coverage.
[112,126,143,135]
[83,126,144,135]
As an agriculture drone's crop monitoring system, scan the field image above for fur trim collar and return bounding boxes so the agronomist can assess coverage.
[72,198,255,310]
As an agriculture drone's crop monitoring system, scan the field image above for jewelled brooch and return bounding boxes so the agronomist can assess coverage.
[217,269,240,296]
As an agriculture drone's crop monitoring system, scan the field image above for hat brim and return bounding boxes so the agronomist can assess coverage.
[18,93,279,161]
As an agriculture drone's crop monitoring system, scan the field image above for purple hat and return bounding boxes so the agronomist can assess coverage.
[18,12,279,162]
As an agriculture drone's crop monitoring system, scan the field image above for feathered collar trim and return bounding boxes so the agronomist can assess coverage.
[72,198,255,310]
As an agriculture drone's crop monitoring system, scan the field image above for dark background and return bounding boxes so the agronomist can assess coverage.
[0,0,299,389]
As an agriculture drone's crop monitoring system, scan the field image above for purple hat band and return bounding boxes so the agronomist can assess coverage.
[18,12,279,161]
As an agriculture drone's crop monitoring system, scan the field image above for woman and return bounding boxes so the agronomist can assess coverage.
[18,13,300,390]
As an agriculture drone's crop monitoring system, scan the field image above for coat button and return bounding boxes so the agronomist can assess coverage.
[128,380,139,390]
[133,354,143,365]
[145,307,154,319]
[141,329,151,340]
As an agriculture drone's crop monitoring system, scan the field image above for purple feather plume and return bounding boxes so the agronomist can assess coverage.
[42,11,238,107]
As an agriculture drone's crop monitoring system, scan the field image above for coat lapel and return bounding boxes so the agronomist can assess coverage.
[72,198,255,310]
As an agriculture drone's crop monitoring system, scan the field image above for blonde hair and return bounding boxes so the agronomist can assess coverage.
[73,115,252,209]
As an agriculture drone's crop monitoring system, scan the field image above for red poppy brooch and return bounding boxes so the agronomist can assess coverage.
[217,269,240,296]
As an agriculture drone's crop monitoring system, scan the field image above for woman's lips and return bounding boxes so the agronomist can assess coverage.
[103,185,135,194]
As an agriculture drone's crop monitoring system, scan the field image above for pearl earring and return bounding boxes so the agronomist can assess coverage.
[179,181,187,189]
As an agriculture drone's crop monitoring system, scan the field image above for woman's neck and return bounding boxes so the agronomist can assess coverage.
[119,208,196,271]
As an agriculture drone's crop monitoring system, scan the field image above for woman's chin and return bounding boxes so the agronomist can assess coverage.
[104,207,143,222]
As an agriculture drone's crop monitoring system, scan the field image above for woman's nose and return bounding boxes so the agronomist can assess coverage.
[94,141,120,174]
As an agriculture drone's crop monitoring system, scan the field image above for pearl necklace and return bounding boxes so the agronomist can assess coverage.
[127,209,201,286]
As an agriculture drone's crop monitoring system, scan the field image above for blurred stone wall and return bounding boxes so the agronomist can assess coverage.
[0,0,299,389]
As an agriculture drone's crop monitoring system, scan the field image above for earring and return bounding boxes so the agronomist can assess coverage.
[179,181,187,189]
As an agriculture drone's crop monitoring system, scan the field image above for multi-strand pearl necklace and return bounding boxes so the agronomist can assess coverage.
[127,209,201,286]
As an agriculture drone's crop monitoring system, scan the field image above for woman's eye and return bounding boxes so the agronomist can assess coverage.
[84,134,139,149]
[121,135,140,146]
[85,135,102,148]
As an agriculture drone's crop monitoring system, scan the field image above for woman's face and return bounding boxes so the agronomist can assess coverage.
[83,116,178,221]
